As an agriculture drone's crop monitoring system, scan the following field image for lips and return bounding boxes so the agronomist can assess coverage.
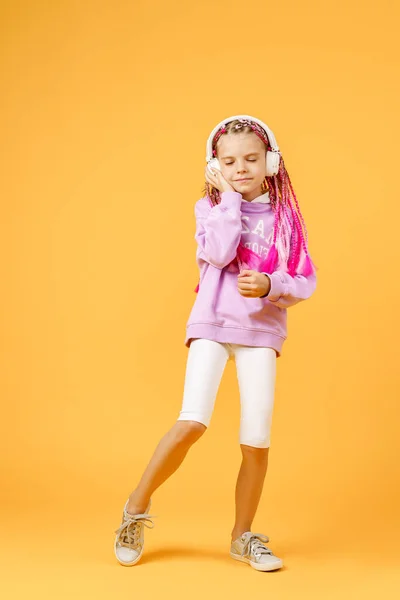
[235,178,252,182]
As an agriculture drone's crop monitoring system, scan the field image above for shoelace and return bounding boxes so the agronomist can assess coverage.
[115,511,156,549]
[240,533,273,559]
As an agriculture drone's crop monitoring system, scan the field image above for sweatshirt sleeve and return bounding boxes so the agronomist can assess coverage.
[194,191,243,269]
[261,270,317,309]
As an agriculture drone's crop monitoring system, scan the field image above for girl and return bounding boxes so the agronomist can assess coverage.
[114,115,317,572]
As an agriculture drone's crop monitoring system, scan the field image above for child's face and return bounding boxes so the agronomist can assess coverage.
[216,131,267,201]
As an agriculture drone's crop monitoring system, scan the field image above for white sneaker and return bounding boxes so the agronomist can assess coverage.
[114,499,156,566]
[230,531,283,571]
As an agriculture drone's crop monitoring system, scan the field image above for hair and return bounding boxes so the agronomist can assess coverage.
[200,119,316,279]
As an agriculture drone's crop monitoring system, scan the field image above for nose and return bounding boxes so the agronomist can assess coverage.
[236,161,248,174]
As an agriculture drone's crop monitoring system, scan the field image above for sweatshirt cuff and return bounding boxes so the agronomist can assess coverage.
[219,191,243,209]
[261,271,285,302]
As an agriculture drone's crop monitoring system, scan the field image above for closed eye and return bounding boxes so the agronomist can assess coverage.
[225,159,257,165]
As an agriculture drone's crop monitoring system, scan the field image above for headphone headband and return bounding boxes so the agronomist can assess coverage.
[205,114,280,162]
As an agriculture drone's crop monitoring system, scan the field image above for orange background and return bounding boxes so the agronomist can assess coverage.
[1,1,399,597]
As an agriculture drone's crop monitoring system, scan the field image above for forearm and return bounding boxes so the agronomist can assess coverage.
[195,191,243,269]
[260,270,317,308]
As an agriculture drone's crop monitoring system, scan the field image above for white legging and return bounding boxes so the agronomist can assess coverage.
[177,338,277,448]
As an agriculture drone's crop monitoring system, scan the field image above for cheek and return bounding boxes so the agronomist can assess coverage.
[256,163,267,178]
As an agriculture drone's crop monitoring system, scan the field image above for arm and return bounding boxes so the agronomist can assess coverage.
[260,270,317,309]
[195,191,243,269]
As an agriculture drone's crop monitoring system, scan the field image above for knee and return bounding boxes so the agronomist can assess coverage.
[240,443,269,460]
[174,420,207,444]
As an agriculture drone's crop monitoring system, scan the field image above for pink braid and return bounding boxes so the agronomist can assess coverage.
[258,179,280,273]
[288,177,308,244]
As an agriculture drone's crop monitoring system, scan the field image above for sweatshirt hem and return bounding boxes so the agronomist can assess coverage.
[184,322,285,357]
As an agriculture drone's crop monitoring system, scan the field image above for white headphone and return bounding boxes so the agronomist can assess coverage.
[206,114,281,177]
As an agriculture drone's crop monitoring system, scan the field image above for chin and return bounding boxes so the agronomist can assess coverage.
[233,182,256,192]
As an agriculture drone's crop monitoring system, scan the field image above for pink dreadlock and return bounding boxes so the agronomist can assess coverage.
[196,118,316,292]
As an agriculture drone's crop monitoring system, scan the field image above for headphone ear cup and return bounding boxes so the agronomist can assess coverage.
[266,151,280,177]
[207,158,221,174]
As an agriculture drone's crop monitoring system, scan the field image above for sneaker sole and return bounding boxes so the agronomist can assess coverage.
[230,551,283,571]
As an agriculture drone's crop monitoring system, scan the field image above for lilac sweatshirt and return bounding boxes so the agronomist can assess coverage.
[184,190,317,357]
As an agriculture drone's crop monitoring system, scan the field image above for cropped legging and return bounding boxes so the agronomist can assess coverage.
[177,338,277,448]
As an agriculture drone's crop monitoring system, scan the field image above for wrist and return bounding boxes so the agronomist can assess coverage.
[260,273,271,298]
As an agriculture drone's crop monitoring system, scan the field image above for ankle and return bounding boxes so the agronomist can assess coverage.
[127,491,150,515]
[231,528,250,542]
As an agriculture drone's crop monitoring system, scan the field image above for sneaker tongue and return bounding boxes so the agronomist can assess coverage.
[124,500,151,519]
[124,510,139,520]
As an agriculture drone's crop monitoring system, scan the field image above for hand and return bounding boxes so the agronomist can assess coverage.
[205,165,234,193]
[237,270,271,298]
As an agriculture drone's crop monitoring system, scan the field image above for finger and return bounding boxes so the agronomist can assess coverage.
[238,275,255,284]
[239,270,252,277]
[205,169,218,182]
[205,172,216,185]
[238,283,256,290]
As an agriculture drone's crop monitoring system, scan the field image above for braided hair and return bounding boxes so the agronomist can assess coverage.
[201,118,316,278]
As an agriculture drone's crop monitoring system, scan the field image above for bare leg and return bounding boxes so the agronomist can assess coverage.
[126,420,206,514]
[231,445,269,541]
